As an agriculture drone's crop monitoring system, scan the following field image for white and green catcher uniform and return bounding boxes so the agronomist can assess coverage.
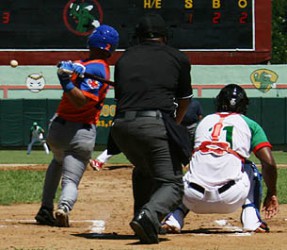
[181,112,271,231]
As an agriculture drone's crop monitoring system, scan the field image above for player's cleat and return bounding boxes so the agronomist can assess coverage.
[161,214,182,234]
[55,207,69,227]
[160,209,184,234]
[161,222,181,234]
[254,221,270,233]
[89,159,104,171]
[35,206,55,226]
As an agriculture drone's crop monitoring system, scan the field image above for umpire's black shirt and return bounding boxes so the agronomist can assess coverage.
[114,41,193,114]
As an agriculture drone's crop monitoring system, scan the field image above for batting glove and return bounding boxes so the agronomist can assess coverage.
[57,61,75,92]
[72,63,86,77]
[58,60,74,73]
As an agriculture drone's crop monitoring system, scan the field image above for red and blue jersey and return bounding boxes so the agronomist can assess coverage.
[57,59,110,124]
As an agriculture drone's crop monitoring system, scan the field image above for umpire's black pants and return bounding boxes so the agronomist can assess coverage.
[111,115,184,232]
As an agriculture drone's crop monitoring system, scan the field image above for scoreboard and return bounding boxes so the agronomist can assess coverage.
[0,0,271,65]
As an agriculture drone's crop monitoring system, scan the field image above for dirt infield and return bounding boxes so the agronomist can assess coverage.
[0,164,286,250]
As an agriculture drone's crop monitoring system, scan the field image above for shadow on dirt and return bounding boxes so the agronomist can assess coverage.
[72,232,135,240]
[180,228,245,234]
[72,232,170,244]
[105,164,133,170]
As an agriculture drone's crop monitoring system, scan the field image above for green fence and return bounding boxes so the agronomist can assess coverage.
[0,99,115,147]
[0,98,286,147]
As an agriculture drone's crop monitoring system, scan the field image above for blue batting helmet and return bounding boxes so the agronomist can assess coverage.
[87,25,119,55]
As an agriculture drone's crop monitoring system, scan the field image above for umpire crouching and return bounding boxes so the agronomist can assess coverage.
[110,13,193,244]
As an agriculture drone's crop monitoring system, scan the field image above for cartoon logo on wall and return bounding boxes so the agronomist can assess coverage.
[250,69,278,93]
[26,73,45,93]
[63,0,103,36]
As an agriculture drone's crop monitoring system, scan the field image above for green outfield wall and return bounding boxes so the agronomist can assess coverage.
[0,98,286,148]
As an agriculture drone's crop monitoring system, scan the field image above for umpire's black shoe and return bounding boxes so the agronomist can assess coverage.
[35,206,55,226]
[130,210,159,244]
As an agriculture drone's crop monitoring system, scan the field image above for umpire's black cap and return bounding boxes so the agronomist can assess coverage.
[135,13,167,39]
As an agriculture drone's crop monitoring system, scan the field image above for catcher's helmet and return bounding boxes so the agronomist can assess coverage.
[87,25,119,55]
[216,84,249,114]
[135,13,167,40]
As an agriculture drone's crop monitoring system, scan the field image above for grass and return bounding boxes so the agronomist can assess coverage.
[0,150,286,205]
[0,149,129,165]
[0,170,47,205]
[0,149,129,206]
[277,169,287,203]
[248,150,287,165]
[0,149,285,165]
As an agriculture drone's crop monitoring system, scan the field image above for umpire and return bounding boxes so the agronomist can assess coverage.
[110,13,193,244]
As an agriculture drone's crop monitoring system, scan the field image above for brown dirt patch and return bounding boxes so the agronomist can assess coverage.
[0,164,286,250]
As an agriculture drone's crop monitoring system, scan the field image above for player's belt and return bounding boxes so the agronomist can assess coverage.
[189,180,236,194]
[116,110,163,119]
[54,116,92,129]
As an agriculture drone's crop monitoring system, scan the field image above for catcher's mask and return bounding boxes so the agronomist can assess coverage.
[135,13,168,41]
[215,84,249,114]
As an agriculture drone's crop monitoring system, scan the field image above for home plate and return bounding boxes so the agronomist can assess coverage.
[89,220,105,233]
[214,219,252,236]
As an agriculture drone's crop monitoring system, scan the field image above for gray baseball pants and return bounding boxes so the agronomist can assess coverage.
[111,115,184,232]
[40,117,96,211]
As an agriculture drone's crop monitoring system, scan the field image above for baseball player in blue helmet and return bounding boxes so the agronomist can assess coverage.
[35,24,119,227]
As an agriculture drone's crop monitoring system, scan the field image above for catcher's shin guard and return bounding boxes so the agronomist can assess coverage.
[249,161,263,210]
[241,203,270,233]
[241,161,264,232]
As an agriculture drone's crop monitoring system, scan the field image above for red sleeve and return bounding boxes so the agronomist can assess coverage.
[252,142,272,154]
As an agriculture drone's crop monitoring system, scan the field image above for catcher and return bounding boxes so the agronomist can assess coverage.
[162,84,279,234]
